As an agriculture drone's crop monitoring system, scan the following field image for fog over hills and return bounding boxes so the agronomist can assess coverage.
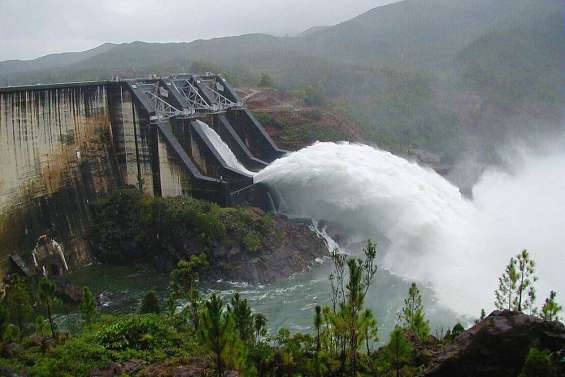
[1,0,561,82]
[1,0,562,166]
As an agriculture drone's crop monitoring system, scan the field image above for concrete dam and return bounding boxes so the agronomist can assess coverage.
[0,74,286,276]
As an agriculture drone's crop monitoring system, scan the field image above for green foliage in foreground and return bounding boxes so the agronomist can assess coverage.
[4,276,33,336]
[139,290,161,314]
[399,282,430,341]
[1,245,563,376]
[79,287,97,325]
[542,291,563,322]
[89,188,278,264]
[495,249,538,314]
[0,314,194,377]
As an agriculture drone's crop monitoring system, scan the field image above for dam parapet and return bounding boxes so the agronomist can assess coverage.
[0,74,287,278]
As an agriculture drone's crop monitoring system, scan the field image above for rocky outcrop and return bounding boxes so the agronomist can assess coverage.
[89,358,239,377]
[150,211,329,284]
[89,359,146,377]
[209,214,328,283]
[421,310,565,377]
[0,368,27,377]
[137,358,238,377]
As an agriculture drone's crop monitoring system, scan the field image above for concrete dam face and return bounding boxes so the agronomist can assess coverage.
[0,74,286,277]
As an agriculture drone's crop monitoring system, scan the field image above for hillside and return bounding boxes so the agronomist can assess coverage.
[2,0,560,83]
[0,0,562,164]
[294,0,546,70]
[0,43,116,77]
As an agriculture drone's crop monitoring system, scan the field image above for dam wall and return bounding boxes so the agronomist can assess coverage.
[0,82,120,275]
[0,74,286,279]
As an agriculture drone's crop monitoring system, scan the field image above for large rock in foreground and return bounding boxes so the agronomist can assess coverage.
[422,310,565,377]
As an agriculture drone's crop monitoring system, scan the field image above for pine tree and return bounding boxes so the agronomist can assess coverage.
[198,294,242,377]
[515,250,537,313]
[343,240,379,375]
[140,290,161,314]
[495,257,518,310]
[475,308,487,324]
[495,250,538,312]
[228,293,253,344]
[79,287,97,325]
[167,255,208,323]
[33,315,48,337]
[400,283,430,341]
[6,277,33,336]
[541,291,562,322]
[327,240,379,375]
[450,323,465,339]
[253,313,267,344]
[38,277,58,337]
[387,326,413,377]
[345,258,364,375]
[314,305,322,353]
[361,309,378,354]
[329,248,347,312]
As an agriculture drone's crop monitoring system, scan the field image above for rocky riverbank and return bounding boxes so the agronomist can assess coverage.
[86,189,330,285]
[148,210,329,284]
[205,213,328,284]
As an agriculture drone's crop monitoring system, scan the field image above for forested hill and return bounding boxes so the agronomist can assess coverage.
[0,0,562,165]
[1,0,561,84]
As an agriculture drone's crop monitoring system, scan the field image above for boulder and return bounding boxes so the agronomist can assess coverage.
[1,343,23,358]
[0,367,27,377]
[137,357,239,377]
[421,310,565,377]
[56,280,84,303]
[89,359,145,377]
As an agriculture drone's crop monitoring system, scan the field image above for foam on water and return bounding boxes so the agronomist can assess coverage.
[255,142,565,315]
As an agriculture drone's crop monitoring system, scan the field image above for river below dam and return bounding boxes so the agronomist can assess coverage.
[65,257,462,341]
[64,140,565,339]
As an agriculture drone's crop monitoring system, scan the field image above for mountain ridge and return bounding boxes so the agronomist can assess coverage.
[0,0,560,85]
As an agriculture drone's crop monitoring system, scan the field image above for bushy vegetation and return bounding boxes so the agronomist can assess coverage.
[457,12,564,107]
[89,188,277,264]
[254,111,356,151]
[258,73,275,88]
[1,244,563,376]
[0,241,422,376]
[519,347,559,377]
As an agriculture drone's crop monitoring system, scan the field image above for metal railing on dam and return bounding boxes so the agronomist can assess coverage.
[0,74,287,272]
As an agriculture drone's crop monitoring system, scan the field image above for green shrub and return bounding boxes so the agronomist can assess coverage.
[243,232,263,253]
[3,324,20,343]
[95,315,173,352]
[519,347,557,377]
[29,337,109,377]
[140,291,161,314]
[89,189,277,264]
[258,73,275,87]
[89,188,149,263]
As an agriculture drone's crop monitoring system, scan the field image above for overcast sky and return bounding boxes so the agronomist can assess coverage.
[0,0,398,61]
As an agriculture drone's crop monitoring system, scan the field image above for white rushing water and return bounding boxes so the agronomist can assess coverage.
[195,120,255,176]
[255,142,565,315]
